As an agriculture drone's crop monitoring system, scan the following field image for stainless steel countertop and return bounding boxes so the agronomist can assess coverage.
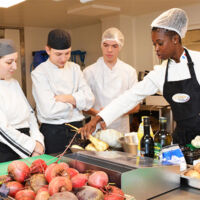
[150,187,200,200]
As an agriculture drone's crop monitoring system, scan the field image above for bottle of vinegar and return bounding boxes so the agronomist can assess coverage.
[137,116,154,155]
[154,117,172,159]
[140,116,154,158]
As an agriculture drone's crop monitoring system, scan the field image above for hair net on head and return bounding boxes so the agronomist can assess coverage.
[0,39,16,57]
[101,27,124,47]
[151,8,188,38]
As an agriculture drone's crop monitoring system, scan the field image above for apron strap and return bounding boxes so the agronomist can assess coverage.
[184,48,196,80]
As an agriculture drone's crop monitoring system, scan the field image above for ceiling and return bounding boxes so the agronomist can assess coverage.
[0,0,200,29]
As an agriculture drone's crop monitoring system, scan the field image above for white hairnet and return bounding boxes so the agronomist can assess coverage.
[101,27,124,47]
[151,8,188,38]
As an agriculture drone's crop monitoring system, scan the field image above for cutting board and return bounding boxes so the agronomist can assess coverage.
[0,154,58,176]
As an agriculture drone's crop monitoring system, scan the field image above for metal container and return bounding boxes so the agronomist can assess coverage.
[118,137,138,155]
[61,151,180,200]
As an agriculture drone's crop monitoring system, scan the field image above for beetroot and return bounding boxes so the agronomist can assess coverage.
[8,160,30,183]
[76,186,104,200]
[37,185,48,193]
[15,189,36,200]
[66,167,79,178]
[35,190,50,200]
[6,181,24,197]
[48,176,72,196]
[49,191,78,200]
[104,185,125,200]
[88,171,108,188]
[0,175,12,184]
[30,159,47,174]
[45,162,70,183]
[30,174,48,193]
[71,173,88,188]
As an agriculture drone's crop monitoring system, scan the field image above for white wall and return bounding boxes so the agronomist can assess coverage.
[24,27,54,106]
[70,23,102,67]
[5,29,22,86]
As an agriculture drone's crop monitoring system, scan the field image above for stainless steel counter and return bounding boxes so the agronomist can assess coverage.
[150,187,200,200]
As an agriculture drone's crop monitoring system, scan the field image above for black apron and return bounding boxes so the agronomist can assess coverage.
[0,128,30,163]
[163,49,200,145]
[40,121,82,154]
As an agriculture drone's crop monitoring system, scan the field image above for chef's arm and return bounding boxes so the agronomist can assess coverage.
[83,108,99,116]
[125,104,140,115]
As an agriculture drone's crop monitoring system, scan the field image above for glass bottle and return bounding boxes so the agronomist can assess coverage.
[154,117,172,159]
[137,116,154,155]
[140,116,154,158]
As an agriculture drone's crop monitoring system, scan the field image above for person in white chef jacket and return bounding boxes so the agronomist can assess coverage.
[79,8,200,146]
[83,27,139,134]
[0,39,44,162]
[31,29,94,154]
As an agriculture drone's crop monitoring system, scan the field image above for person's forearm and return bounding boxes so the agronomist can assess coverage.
[83,108,99,116]
[125,104,140,115]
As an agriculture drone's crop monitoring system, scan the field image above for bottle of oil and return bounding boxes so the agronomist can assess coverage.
[140,116,154,158]
[137,116,154,155]
[154,117,172,159]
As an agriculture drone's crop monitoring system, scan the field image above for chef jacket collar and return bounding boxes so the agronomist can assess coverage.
[169,48,187,64]
[99,57,120,72]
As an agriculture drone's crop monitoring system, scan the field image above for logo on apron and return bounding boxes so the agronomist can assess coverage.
[172,93,190,103]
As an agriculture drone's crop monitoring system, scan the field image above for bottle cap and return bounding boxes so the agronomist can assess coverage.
[143,116,150,126]
[160,117,167,123]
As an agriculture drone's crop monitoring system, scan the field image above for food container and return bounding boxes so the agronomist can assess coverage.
[118,135,138,156]
[181,167,200,189]
[180,146,200,165]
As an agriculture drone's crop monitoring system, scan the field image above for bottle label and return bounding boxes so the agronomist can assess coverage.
[154,142,161,159]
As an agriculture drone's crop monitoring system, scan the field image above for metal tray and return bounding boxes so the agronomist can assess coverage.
[180,168,200,189]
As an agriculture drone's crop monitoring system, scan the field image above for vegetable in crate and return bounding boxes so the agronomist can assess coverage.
[45,162,70,183]
[48,176,72,196]
[15,189,36,200]
[8,160,30,183]
[49,191,78,200]
[104,185,125,200]
[88,171,108,188]
[76,186,104,200]
[6,181,23,198]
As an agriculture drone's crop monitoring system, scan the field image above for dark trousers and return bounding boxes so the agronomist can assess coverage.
[0,128,30,163]
[40,121,82,155]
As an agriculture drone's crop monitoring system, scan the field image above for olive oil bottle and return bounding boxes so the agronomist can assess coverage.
[154,117,172,159]
[140,116,154,158]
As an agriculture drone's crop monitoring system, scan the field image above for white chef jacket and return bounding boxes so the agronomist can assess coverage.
[99,49,200,127]
[31,59,94,124]
[0,79,44,158]
[83,57,138,133]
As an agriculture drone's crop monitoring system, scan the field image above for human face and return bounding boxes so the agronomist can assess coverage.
[46,46,71,68]
[152,30,176,61]
[101,40,120,64]
[0,52,18,80]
